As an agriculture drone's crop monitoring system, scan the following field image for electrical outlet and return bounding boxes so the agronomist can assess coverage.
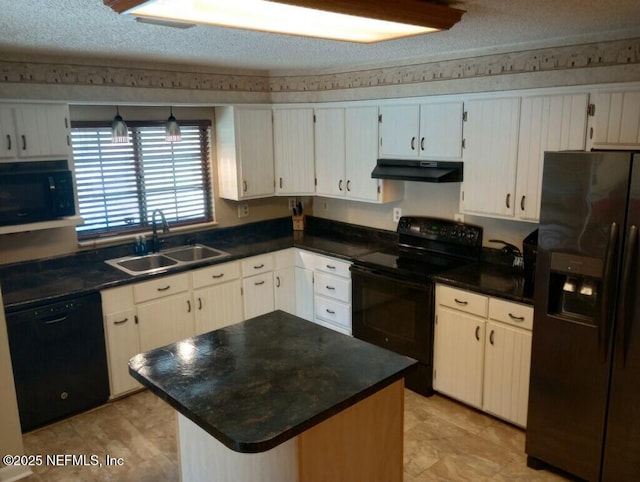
[393,207,402,222]
[237,203,249,218]
[454,213,465,222]
[288,198,296,210]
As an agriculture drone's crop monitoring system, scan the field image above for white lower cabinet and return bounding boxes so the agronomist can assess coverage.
[274,248,296,315]
[434,284,533,427]
[294,248,352,335]
[192,261,243,335]
[242,253,275,319]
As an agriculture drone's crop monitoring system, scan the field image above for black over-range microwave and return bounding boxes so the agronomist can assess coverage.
[0,164,76,226]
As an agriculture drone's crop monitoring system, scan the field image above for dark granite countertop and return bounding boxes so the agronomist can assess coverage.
[433,262,533,305]
[129,310,417,453]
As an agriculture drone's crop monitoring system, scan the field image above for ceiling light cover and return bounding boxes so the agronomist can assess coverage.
[165,107,182,142]
[105,0,464,43]
[111,107,129,144]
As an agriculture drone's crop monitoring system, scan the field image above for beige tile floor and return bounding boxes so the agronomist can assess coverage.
[21,389,571,481]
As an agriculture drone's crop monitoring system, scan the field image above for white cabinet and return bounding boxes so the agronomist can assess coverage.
[315,106,403,203]
[314,108,346,197]
[460,97,521,218]
[192,261,243,335]
[434,284,533,427]
[216,106,275,200]
[273,108,315,195]
[274,248,296,315]
[242,253,275,319]
[378,101,463,160]
[101,285,141,398]
[586,89,640,149]
[516,93,588,222]
[0,103,71,161]
[134,273,195,352]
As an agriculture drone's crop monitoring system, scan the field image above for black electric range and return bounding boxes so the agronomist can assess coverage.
[351,216,483,396]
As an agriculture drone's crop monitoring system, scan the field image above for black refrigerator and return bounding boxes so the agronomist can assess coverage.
[526,150,640,481]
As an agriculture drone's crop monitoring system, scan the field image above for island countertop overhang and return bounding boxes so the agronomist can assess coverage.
[128,310,417,453]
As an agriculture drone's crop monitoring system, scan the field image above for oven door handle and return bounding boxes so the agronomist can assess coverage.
[350,265,428,290]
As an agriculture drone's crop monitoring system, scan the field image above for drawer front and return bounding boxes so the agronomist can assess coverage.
[314,255,351,278]
[489,298,534,331]
[314,272,351,303]
[101,285,134,313]
[437,284,488,317]
[314,295,351,331]
[133,273,190,304]
[191,261,241,289]
[241,254,274,277]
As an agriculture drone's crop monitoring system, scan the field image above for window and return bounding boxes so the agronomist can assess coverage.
[71,120,213,240]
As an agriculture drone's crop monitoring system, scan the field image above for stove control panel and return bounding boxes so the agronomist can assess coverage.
[397,216,482,247]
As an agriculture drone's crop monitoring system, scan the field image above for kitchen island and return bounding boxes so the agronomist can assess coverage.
[129,310,416,482]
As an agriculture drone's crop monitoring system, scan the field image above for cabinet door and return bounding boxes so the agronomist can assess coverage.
[273,108,315,195]
[516,94,588,221]
[0,106,16,159]
[242,272,275,319]
[274,267,296,315]
[419,101,463,159]
[314,108,346,197]
[295,266,314,322]
[433,305,485,408]
[194,280,243,335]
[345,106,382,202]
[378,104,420,158]
[461,97,520,217]
[235,108,275,198]
[137,292,195,351]
[588,90,640,148]
[103,309,141,397]
[483,321,532,427]
[13,104,70,159]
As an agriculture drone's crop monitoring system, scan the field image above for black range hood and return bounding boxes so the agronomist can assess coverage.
[372,159,463,183]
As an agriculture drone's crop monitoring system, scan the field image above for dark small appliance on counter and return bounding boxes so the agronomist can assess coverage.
[523,229,538,289]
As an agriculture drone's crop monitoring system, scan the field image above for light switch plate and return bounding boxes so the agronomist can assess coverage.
[393,207,402,222]
[238,203,249,218]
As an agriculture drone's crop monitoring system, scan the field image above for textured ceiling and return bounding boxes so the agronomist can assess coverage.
[0,0,639,74]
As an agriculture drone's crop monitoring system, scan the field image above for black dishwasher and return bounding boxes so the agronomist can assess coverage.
[6,292,109,432]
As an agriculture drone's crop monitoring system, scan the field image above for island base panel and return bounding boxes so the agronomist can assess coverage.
[298,379,404,482]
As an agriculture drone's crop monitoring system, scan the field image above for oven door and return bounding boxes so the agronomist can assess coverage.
[351,264,433,364]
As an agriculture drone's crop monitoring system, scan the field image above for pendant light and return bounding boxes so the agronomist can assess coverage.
[111,106,129,144]
[165,107,182,142]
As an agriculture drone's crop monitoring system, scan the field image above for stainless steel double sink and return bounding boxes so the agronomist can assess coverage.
[105,244,230,276]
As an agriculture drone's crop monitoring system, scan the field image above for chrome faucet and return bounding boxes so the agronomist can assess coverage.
[151,209,169,253]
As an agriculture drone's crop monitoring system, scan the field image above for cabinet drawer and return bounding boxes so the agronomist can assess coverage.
[437,285,488,317]
[101,285,134,313]
[314,296,351,331]
[314,272,351,303]
[489,298,533,331]
[133,273,190,304]
[241,254,274,277]
[314,255,351,278]
[191,261,241,289]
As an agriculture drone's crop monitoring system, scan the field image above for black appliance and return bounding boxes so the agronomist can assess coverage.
[0,162,76,226]
[372,158,463,183]
[523,229,538,288]
[351,216,482,396]
[6,292,109,432]
[526,151,640,481]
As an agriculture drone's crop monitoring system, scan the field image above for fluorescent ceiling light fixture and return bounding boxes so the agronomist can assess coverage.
[106,0,464,43]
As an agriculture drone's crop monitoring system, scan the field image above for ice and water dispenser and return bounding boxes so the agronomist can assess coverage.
[547,251,603,324]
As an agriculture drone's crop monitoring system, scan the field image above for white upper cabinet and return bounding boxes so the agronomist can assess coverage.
[0,103,71,161]
[216,106,275,200]
[378,101,463,160]
[516,93,588,222]
[461,97,521,218]
[586,89,640,149]
[314,108,346,197]
[273,108,315,195]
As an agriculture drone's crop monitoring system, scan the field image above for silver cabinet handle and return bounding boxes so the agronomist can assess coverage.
[113,317,129,325]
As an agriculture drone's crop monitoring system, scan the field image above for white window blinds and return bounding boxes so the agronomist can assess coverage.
[71,121,212,240]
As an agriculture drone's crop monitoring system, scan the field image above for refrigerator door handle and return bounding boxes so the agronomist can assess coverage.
[615,224,638,369]
[599,221,619,363]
